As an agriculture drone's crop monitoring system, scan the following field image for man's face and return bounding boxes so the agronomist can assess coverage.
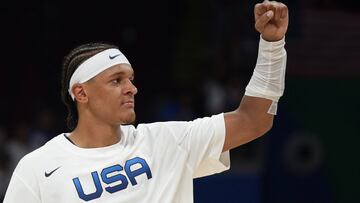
[82,64,137,125]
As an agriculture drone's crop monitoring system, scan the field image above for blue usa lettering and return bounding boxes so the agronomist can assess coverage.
[72,157,152,201]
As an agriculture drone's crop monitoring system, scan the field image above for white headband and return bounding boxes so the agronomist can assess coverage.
[68,48,130,100]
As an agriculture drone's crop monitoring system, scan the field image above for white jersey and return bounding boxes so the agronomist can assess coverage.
[4,114,230,203]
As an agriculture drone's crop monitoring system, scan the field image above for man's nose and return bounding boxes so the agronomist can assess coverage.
[124,80,138,95]
[132,86,138,95]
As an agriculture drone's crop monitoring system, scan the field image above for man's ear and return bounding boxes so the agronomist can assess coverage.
[72,84,88,103]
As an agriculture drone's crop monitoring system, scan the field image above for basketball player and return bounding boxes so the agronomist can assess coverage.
[4,1,288,202]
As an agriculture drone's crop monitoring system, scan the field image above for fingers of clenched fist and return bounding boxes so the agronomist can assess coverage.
[254,1,288,41]
[255,1,287,21]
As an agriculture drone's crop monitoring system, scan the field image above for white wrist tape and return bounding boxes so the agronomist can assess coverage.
[245,36,287,114]
[68,48,131,100]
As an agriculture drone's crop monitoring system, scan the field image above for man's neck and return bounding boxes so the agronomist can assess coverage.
[69,116,121,148]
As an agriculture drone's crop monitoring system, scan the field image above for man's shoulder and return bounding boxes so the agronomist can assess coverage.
[136,120,188,130]
[134,121,193,146]
[135,121,176,138]
[16,134,63,169]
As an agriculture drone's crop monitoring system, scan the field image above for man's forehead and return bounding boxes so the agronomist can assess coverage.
[102,64,134,76]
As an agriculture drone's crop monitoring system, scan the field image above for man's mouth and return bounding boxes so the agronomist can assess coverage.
[122,100,135,107]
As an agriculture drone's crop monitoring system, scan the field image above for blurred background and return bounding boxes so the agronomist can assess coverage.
[1,0,359,202]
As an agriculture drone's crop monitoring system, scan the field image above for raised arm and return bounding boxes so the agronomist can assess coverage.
[223,1,289,152]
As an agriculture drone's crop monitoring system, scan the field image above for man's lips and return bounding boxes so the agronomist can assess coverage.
[121,100,135,107]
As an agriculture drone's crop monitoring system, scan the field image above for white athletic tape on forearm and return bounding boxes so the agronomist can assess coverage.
[245,36,287,115]
[68,48,130,100]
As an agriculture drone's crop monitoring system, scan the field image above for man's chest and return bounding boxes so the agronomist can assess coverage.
[38,154,154,202]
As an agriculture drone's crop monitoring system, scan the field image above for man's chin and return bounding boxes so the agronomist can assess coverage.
[120,113,136,125]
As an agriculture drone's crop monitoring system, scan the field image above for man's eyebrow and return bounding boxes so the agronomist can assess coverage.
[108,71,134,78]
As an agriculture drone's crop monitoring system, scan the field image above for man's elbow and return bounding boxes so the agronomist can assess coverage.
[259,119,273,137]
[256,119,273,138]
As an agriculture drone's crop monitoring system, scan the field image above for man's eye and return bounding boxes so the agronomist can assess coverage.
[112,79,120,84]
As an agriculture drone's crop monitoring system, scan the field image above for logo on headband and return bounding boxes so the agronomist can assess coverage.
[109,54,121,60]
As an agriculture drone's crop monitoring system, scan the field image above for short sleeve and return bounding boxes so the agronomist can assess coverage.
[3,156,41,203]
[148,113,230,178]
[182,113,230,178]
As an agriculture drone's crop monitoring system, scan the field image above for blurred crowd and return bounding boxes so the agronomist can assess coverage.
[0,108,58,199]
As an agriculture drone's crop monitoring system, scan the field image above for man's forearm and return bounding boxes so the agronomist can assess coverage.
[222,1,288,152]
[245,36,287,115]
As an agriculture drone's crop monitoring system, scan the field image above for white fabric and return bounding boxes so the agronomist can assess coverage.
[68,48,130,100]
[4,114,230,203]
[245,36,287,104]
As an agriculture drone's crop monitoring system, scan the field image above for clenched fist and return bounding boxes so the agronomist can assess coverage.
[254,1,289,42]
